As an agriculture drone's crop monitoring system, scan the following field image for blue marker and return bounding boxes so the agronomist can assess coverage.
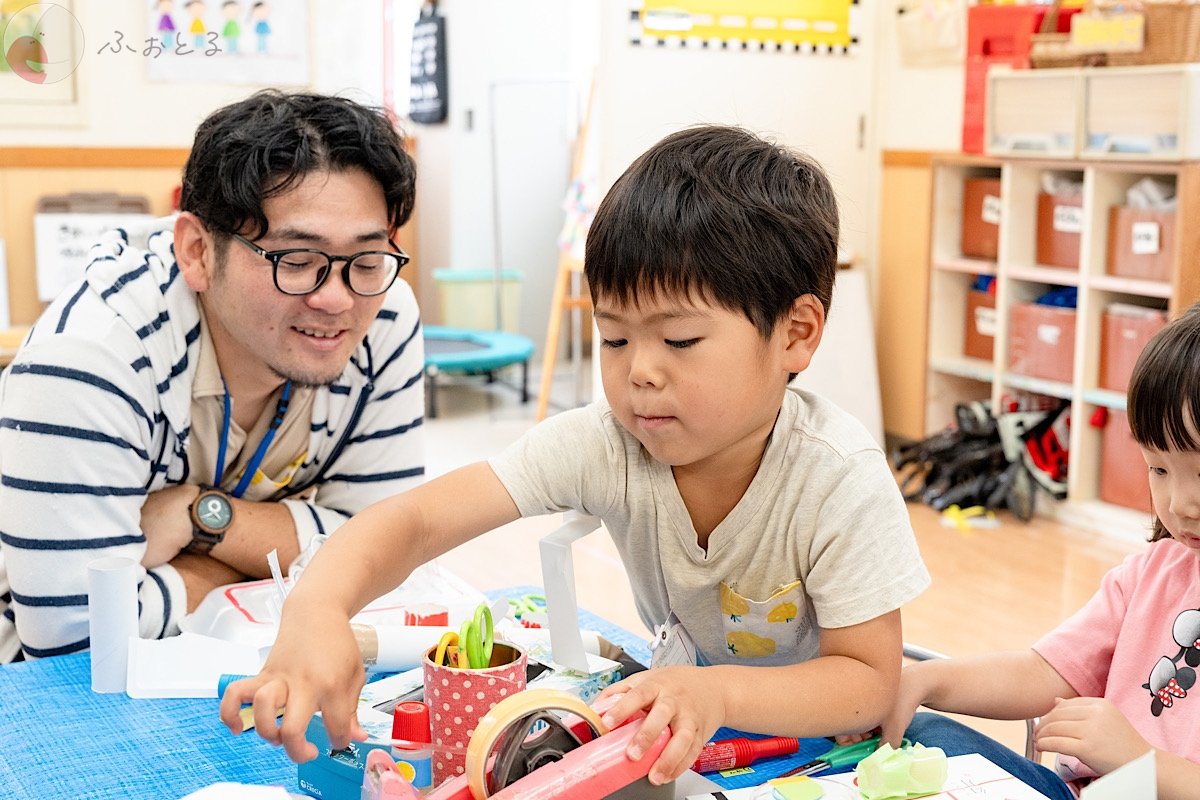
[218,672,255,700]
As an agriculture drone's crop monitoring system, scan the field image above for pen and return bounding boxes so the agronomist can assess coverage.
[692,736,799,774]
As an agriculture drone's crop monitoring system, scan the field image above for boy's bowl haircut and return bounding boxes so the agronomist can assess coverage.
[584,125,840,338]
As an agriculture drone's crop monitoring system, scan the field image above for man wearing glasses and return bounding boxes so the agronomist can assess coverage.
[0,91,425,663]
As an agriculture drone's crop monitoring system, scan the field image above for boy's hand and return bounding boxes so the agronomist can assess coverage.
[218,605,367,763]
[597,666,728,785]
[1034,697,1152,775]
[880,662,928,746]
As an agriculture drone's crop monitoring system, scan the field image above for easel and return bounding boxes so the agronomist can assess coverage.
[535,86,595,421]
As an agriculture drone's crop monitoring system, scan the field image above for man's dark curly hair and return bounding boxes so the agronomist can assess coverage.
[180,90,415,239]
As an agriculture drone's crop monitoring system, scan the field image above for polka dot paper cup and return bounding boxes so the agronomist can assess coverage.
[423,641,527,785]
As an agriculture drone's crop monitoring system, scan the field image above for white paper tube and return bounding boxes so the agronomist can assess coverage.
[355,624,453,673]
[87,556,139,693]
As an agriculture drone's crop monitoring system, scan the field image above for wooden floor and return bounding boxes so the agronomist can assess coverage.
[424,380,1148,755]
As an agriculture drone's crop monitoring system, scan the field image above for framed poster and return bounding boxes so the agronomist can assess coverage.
[145,0,309,85]
[0,1,86,126]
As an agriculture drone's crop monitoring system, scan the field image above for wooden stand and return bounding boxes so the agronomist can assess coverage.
[535,254,590,421]
[535,84,595,421]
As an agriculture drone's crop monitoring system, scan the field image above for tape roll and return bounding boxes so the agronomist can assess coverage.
[464,688,607,800]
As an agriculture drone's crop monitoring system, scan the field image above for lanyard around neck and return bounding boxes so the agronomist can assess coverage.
[213,380,293,499]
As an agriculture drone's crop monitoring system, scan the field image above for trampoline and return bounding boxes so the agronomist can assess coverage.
[423,325,536,418]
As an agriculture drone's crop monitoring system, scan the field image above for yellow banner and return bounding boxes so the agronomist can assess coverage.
[639,0,854,48]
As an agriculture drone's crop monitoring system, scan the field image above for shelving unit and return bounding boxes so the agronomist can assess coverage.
[925,153,1200,542]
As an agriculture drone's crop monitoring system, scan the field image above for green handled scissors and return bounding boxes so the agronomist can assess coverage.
[458,602,495,669]
[779,736,910,778]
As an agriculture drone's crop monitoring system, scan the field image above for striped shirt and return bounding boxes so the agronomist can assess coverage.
[0,219,426,663]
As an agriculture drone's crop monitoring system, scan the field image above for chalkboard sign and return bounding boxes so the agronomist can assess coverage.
[410,5,448,124]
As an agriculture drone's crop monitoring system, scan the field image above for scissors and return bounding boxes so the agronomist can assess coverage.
[508,593,546,620]
[778,736,910,778]
[434,631,460,668]
[457,602,494,669]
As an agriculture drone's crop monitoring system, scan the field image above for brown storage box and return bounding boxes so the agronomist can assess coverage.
[964,289,997,361]
[961,178,1002,260]
[1036,193,1083,269]
[1100,409,1152,513]
[1099,307,1168,393]
[1008,302,1076,383]
[1106,206,1175,283]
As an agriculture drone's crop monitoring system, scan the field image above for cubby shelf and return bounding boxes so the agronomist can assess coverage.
[925,154,1200,542]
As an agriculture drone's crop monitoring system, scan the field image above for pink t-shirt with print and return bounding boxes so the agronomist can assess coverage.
[1033,538,1200,786]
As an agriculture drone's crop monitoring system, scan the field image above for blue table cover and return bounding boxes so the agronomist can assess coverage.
[0,587,844,798]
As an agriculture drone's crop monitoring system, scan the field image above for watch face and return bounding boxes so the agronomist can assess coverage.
[197,493,233,530]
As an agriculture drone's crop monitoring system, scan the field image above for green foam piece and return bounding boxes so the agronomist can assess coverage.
[855,742,948,800]
[769,775,825,800]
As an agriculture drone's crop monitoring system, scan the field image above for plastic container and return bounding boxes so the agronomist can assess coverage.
[1100,410,1152,512]
[391,701,433,793]
[433,268,523,333]
[961,178,1002,260]
[1036,193,1083,269]
[1106,206,1175,283]
[1008,302,1076,384]
[1099,305,1167,393]
[964,289,997,361]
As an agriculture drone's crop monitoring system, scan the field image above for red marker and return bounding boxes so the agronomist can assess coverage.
[692,736,799,774]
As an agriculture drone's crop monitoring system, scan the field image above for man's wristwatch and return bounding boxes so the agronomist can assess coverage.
[187,486,234,555]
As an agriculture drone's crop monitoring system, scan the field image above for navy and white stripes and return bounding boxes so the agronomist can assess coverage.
[0,219,426,663]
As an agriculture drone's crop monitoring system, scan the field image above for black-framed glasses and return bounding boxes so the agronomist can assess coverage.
[230,232,410,297]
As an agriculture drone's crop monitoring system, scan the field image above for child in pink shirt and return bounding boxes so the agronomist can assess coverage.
[875,302,1200,800]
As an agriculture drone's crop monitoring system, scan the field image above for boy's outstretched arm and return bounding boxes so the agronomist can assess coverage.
[598,610,904,785]
[880,649,1077,746]
[217,461,520,763]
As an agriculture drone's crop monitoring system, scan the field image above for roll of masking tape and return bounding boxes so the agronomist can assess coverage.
[464,688,607,800]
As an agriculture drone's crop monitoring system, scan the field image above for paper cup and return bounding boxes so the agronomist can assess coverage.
[423,642,527,785]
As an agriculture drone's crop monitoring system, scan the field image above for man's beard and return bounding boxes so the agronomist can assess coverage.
[271,364,343,389]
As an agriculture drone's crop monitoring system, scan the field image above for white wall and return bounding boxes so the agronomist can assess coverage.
[1,1,969,343]
[595,6,879,269]
[872,0,964,152]
[0,0,387,147]
[399,0,599,345]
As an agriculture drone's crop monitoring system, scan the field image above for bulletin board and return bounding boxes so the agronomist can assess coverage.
[631,0,860,53]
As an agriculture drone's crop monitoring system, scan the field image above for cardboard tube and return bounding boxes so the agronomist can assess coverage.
[352,623,453,673]
[87,556,139,693]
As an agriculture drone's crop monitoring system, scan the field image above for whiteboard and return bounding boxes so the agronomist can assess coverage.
[34,214,155,302]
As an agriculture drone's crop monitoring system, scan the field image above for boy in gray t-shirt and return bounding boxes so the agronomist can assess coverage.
[223,125,930,787]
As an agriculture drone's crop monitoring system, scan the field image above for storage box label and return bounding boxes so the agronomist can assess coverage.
[1071,13,1145,54]
[981,195,1002,226]
[1037,324,1063,345]
[975,306,997,337]
[1053,205,1083,234]
[1131,221,1160,255]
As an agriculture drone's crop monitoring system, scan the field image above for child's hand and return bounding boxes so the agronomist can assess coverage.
[1034,697,1152,775]
[218,604,367,763]
[834,729,880,746]
[879,663,928,746]
[597,666,728,785]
